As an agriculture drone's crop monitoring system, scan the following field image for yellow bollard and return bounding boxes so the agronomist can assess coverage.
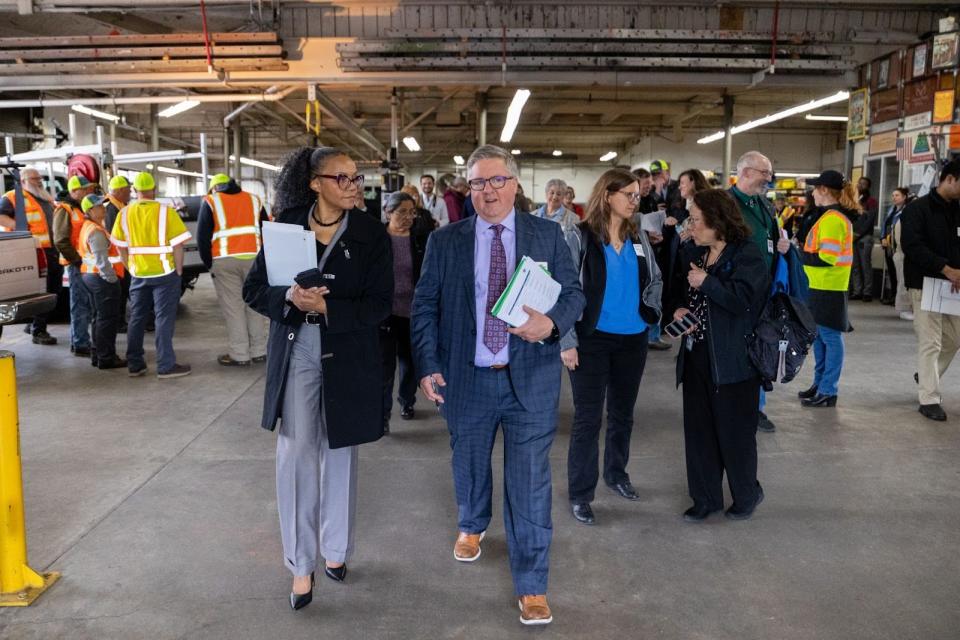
[0,350,59,606]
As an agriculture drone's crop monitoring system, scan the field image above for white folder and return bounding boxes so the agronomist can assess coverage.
[261,221,317,286]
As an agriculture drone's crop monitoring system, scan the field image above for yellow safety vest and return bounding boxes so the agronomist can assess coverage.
[803,208,854,292]
[110,200,191,278]
[204,190,262,259]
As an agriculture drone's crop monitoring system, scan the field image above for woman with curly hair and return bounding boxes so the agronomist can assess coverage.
[243,146,393,611]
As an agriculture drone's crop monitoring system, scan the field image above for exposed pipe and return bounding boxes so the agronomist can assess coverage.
[0,88,300,110]
[222,85,292,127]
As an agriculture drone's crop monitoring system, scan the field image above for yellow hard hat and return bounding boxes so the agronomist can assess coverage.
[108,175,130,190]
[81,194,106,213]
[67,175,92,191]
[209,173,231,191]
[133,172,156,192]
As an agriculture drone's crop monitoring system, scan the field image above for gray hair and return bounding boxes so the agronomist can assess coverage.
[451,176,468,188]
[466,144,519,177]
[545,178,567,194]
[384,190,416,214]
[736,151,771,176]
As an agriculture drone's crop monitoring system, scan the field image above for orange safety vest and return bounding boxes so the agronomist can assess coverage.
[1,189,53,248]
[79,219,125,278]
[57,202,86,266]
[204,190,262,259]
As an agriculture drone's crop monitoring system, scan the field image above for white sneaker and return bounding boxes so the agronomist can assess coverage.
[899,311,914,321]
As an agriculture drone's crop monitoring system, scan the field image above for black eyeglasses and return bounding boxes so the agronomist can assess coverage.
[468,176,515,191]
[314,173,364,190]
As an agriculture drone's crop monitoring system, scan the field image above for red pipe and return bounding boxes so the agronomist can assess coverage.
[200,0,214,73]
[770,0,780,69]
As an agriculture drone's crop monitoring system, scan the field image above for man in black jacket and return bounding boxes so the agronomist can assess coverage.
[900,159,960,421]
[850,177,878,301]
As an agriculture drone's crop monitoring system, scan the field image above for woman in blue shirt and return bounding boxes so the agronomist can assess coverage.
[560,169,662,525]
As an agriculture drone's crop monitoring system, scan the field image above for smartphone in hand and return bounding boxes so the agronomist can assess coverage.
[664,312,699,338]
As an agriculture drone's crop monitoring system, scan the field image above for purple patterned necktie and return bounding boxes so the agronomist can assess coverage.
[483,223,509,355]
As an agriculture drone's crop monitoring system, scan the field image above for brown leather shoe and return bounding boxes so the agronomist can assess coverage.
[453,530,485,562]
[518,594,553,625]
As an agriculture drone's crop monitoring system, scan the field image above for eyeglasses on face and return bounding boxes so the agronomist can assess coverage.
[612,189,642,203]
[747,166,773,178]
[314,173,364,190]
[467,176,515,191]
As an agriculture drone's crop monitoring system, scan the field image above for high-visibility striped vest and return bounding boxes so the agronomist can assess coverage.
[803,208,854,292]
[204,190,262,259]
[110,199,192,279]
[79,219,125,278]
[57,201,86,266]
[1,189,52,248]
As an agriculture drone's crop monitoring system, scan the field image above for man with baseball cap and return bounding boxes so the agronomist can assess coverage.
[53,174,97,357]
[104,175,133,331]
[196,172,269,366]
[111,171,193,379]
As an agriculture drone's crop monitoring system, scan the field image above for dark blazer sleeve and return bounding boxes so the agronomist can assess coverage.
[323,223,393,334]
[543,221,586,340]
[411,231,443,378]
[699,242,770,315]
[242,248,304,325]
[196,199,215,270]
[900,202,947,277]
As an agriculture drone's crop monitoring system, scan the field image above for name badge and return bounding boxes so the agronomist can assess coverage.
[767,239,775,254]
[633,243,645,258]
[322,273,335,280]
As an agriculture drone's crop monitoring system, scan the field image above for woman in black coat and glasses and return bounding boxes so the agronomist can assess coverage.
[243,146,393,611]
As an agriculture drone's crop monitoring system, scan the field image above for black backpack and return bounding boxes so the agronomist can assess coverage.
[747,291,818,391]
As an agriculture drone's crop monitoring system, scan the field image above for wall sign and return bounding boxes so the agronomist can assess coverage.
[904,112,933,131]
[933,89,956,124]
[847,88,868,140]
[869,130,898,155]
[932,32,959,70]
[913,43,928,78]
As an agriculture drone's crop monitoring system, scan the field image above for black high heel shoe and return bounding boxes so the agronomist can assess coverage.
[289,572,315,610]
[324,563,347,582]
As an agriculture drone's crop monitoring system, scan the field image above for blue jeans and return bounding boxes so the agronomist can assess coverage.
[649,322,661,342]
[812,324,844,396]
[446,367,557,596]
[67,264,92,349]
[127,272,181,374]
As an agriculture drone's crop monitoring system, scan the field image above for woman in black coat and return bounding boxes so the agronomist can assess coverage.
[380,191,431,432]
[243,146,392,611]
[670,189,770,524]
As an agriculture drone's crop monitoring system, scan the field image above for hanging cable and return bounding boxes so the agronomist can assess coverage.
[200,0,215,74]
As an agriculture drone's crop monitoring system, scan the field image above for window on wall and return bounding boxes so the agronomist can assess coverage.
[165,176,180,198]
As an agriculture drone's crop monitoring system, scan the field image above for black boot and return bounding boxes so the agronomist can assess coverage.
[797,384,818,399]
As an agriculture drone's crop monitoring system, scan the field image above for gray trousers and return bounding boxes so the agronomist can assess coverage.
[277,324,358,576]
[211,257,267,361]
[850,236,874,297]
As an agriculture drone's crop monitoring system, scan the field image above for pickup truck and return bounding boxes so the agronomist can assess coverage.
[157,195,207,294]
[0,231,57,340]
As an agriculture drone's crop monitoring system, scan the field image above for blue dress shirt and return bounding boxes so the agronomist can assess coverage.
[474,210,517,366]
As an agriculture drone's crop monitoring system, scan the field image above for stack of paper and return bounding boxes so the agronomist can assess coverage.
[920,276,960,316]
[261,221,317,286]
[491,255,562,327]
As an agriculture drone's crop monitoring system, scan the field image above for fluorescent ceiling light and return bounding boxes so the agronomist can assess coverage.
[500,89,531,143]
[71,104,119,123]
[158,100,200,118]
[697,91,850,144]
[776,172,820,178]
[805,114,848,122]
[599,151,618,162]
[145,163,154,170]
[402,136,421,152]
[228,155,281,172]
[511,149,522,155]
[552,150,563,157]
[453,155,465,166]
[157,166,204,178]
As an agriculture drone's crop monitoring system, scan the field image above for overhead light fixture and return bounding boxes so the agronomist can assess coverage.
[228,155,281,172]
[453,155,465,166]
[71,104,120,123]
[552,150,563,157]
[500,89,531,143]
[157,166,205,178]
[599,151,618,162]
[145,163,154,170]
[511,149,522,155]
[776,172,820,178]
[697,91,850,144]
[158,100,200,118]
[805,114,848,122]
[402,136,421,152]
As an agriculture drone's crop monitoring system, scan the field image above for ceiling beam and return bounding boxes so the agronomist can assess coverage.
[312,88,387,157]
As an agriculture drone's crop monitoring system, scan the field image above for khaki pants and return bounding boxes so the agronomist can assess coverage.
[910,288,960,405]
[211,256,267,361]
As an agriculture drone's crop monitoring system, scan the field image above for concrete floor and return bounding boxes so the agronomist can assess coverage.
[1,276,958,640]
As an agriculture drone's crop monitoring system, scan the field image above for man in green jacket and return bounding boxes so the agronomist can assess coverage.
[728,151,791,433]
